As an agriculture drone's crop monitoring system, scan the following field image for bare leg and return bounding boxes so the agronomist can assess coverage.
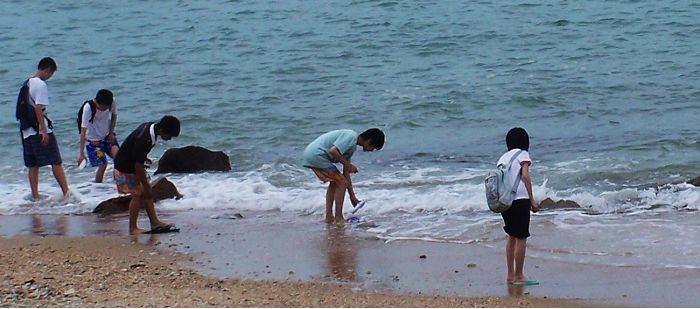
[95,164,107,183]
[28,167,40,201]
[50,164,71,201]
[506,236,516,282]
[128,194,147,235]
[334,179,347,224]
[110,145,119,158]
[513,237,527,281]
[325,182,336,223]
[108,145,119,182]
[142,197,168,229]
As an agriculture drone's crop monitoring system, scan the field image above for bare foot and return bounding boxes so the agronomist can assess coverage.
[61,190,73,204]
[335,217,346,225]
[130,228,148,235]
[325,216,334,224]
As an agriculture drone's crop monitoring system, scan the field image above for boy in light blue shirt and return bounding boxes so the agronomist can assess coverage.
[302,128,384,224]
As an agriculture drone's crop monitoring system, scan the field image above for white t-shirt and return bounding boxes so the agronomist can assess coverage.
[497,149,532,200]
[81,99,118,141]
[22,77,53,139]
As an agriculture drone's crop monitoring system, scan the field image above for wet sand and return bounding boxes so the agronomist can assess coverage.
[1,211,697,307]
[0,235,588,308]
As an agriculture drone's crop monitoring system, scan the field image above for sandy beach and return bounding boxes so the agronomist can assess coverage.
[0,212,584,308]
[1,210,698,307]
[0,235,590,308]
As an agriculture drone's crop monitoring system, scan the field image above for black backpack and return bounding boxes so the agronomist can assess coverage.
[16,79,53,132]
[76,100,97,134]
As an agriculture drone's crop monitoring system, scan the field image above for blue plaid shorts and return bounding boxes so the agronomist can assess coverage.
[23,133,62,167]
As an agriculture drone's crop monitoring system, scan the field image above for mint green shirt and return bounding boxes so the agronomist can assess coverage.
[302,129,358,168]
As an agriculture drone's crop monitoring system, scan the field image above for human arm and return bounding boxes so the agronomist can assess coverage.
[28,79,50,145]
[107,107,117,143]
[521,163,539,212]
[342,165,360,206]
[134,162,152,199]
[329,145,360,205]
[33,104,49,145]
[328,145,357,173]
[78,127,87,165]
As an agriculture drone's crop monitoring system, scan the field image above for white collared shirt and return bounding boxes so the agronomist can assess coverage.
[149,123,157,146]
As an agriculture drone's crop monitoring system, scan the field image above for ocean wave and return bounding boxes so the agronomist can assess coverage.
[2,163,696,218]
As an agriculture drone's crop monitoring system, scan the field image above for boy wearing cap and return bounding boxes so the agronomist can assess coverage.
[77,89,119,183]
[113,115,181,235]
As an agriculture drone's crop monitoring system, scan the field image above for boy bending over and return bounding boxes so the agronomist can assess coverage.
[113,115,181,235]
[302,128,384,224]
[77,89,119,183]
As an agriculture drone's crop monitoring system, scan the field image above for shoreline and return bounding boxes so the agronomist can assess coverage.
[0,235,587,307]
[1,211,696,307]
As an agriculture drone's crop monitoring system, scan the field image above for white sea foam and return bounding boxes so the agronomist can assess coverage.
[2,163,700,268]
[1,165,697,219]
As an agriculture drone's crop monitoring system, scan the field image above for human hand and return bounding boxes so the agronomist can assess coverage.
[350,195,360,206]
[531,201,540,213]
[78,153,86,166]
[345,163,358,173]
[106,132,116,143]
[40,131,49,145]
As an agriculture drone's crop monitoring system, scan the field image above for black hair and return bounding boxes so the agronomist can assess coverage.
[155,115,180,137]
[95,89,113,106]
[37,57,57,71]
[360,128,385,150]
[506,127,529,151]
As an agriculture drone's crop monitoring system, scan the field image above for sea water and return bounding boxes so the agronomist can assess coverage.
[0,1,698,269]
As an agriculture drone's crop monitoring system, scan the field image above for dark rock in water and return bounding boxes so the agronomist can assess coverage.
[93,177,183,214]
[155,145,231,174]
[93,195,132,215]
[539,198,581,209]
[687,176,700,186]
[149,176,183,200]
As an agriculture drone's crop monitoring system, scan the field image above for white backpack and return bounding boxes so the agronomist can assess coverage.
[484,150,523,213]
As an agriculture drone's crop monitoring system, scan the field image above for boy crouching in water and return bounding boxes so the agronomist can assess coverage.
[302,128,384,224]
[113,115,181,235]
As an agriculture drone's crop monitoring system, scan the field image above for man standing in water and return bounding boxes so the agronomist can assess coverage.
[16,57,71,202]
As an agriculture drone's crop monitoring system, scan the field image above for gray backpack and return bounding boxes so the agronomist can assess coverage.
[484,150,523,213]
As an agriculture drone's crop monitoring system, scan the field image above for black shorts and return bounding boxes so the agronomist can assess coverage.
[22,133,63,167]
[501,199,531,239]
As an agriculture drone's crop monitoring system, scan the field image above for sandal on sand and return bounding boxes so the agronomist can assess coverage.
[145,225,180,234]
[510,279,539,286]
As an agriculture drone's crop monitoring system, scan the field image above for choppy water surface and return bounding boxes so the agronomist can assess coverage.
[0,1,698,269]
